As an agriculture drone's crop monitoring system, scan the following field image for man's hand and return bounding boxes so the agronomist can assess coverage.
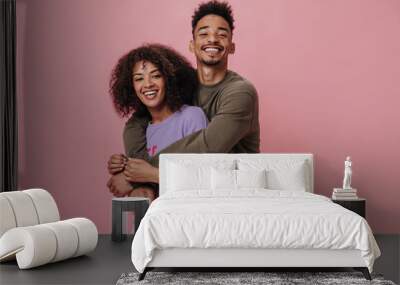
[107,154,128,175]
[124,158,159,183]
[107,172,133,197]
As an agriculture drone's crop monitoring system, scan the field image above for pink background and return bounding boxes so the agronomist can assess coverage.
[16,0,400,233]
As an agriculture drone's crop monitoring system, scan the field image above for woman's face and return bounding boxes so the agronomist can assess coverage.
[132,60,166,110]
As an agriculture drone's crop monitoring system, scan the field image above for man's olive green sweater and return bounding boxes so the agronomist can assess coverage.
[123,70,260,167]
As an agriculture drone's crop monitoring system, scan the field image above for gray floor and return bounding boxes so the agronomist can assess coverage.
[0,234,399,285]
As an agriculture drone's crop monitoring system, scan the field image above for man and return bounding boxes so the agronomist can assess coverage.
[107,0,260,198]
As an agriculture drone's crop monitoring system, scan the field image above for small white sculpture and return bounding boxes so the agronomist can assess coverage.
[342,156,352,190]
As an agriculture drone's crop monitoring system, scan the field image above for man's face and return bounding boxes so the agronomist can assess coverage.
[190,14,235,67]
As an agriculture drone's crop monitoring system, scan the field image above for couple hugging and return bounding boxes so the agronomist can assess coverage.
[107,1,260,201]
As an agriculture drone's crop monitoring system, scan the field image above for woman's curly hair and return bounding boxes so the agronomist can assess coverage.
[110,44,198,118]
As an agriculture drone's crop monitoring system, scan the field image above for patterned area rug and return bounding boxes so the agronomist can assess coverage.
[116,271,396,285]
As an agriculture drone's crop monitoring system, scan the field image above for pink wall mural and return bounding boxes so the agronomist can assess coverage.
[16,0,400,233]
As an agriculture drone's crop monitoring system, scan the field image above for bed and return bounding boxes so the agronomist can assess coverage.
[131,153,380,280]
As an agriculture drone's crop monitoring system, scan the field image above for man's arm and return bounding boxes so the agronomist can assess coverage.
[149,83,258,166]
[123,113,150,160]
[122,113,159,190]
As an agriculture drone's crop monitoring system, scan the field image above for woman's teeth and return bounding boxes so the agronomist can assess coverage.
[143,91,157,98]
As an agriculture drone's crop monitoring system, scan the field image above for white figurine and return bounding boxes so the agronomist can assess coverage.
[342,156,352,190]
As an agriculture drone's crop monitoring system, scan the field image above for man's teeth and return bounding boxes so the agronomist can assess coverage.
[205,48,219,52]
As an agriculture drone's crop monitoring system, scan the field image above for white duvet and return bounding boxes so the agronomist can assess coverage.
[131,190,380,273]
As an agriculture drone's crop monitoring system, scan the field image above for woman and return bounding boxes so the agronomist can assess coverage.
[107,44,207,200]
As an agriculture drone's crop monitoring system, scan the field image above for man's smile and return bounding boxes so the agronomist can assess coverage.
[202,45,223,55]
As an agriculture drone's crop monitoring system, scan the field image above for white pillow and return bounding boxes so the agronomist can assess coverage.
[237,169,267,188]
[211,168,267,190]
[166,163,210,191]
[211,168,236,190]
[238,159,308,191]
[267,166,306,191]
[166,160,235,192]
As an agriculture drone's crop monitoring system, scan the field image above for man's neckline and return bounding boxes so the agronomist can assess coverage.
[199,70,232,89]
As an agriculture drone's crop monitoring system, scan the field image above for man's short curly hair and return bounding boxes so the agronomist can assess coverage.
[110,44,198,118]
[192,1,234,36]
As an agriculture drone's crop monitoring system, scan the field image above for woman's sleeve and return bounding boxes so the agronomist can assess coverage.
[182,107,208,137]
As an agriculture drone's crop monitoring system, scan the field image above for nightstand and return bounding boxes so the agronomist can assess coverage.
[332,198,366,218]
[112,197,150,242]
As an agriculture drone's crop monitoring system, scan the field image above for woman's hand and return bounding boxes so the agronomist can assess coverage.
[107,172,133,197]
[107,153,127,174]
[123,158,159,183]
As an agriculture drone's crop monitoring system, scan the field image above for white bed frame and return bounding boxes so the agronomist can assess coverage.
[141,153,370,280]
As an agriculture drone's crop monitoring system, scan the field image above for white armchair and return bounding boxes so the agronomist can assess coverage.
[0,189,98,269]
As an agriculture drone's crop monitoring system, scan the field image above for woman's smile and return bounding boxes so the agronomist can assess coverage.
[142,90,159,99]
